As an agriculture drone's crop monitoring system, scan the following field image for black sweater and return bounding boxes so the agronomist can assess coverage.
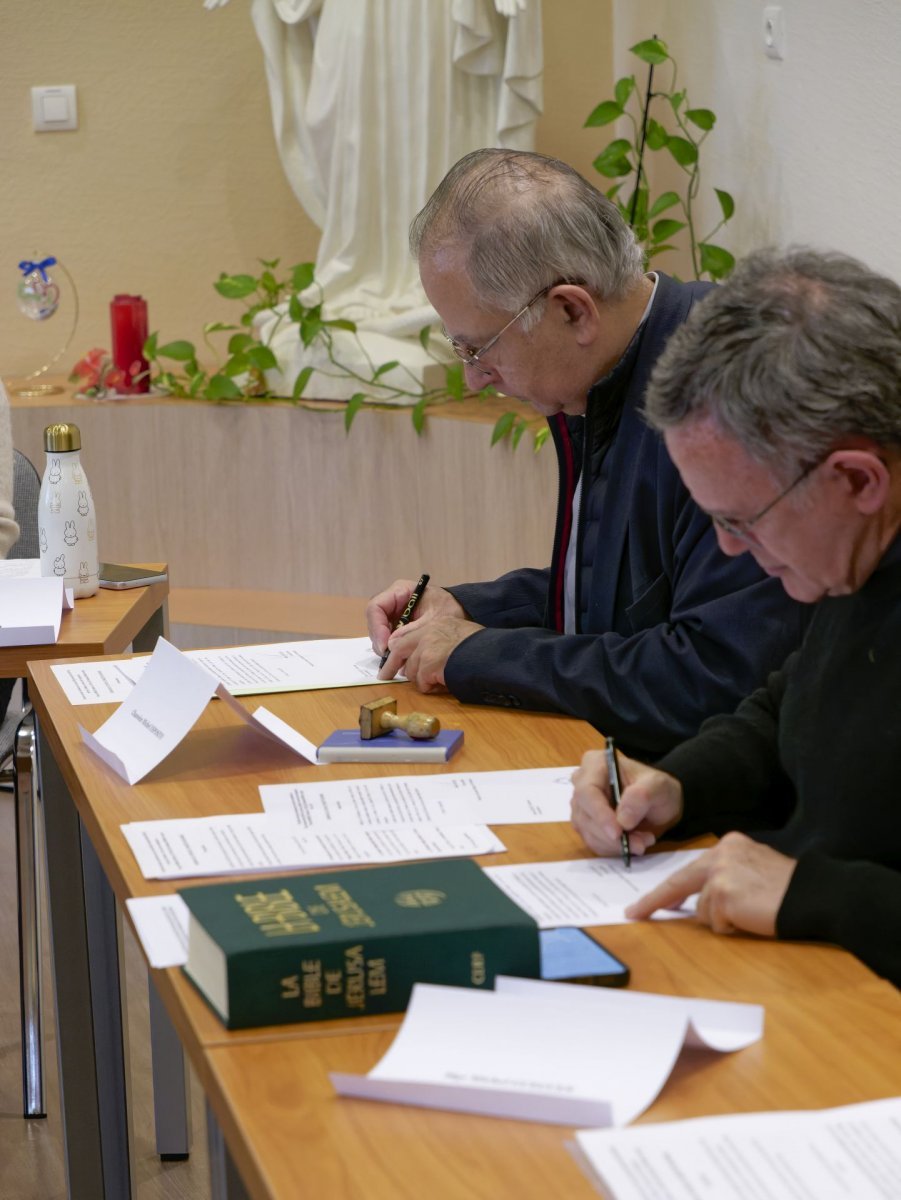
[658,534,901,986]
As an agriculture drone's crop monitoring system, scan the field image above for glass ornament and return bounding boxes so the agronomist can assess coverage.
[12,254,79,397]
[17,258,61,321]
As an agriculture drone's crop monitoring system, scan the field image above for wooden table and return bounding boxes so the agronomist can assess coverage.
[0,570,169,680]
[7,573,169,1118]
[26,664,901,1200]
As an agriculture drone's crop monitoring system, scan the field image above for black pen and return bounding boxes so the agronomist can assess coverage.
[605,737,631,869]
[379,573,430,669]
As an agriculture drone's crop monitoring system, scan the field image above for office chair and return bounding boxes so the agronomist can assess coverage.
[0,450,46,1117]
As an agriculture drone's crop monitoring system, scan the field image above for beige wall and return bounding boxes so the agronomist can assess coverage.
[1,2,612,381]
[612,1,901,282]
[538,0,612,179]
[1,2,313,379]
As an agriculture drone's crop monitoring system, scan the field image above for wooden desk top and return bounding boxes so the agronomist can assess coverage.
[27,664,607,1053]
[26,660,901,1200]
[199,974,900,1200]
[0,568,168,678]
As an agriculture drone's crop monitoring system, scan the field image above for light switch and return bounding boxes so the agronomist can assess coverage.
[32,85,78,132]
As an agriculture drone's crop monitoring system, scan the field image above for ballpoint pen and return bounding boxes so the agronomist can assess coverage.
[605,737,631,869]
[379,573,430,669]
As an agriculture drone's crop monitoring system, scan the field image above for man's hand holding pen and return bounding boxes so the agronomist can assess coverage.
[379,614,485,691]
[367,578,464,654]
[571,747,797,939]
[570,748,684,861]
[367,577,483,688]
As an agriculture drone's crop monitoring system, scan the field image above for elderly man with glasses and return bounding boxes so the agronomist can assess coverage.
[571,247,901,985]
[367,149,806,760]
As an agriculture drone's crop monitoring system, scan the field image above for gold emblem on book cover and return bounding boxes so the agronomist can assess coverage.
[394,889,447,909]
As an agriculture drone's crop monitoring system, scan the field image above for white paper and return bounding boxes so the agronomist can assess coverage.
[121,813,506,880]
[81,638,323,784]
[259,766,577,830]
[247,706,323,764]
[331,980,762,1128]
[55,656,148,704]
[574,1097,901,1200]
[53,635,401,705]
[81,637,223,783]
[0,558,41,578]
[124,894,189,968]
[495,977,763,1053]
[0,575,68,645]
[483,853,704,928]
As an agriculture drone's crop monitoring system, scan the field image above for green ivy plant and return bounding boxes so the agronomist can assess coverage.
[142,259,496,435]
[587,36,736,281]
[490,36,736,452]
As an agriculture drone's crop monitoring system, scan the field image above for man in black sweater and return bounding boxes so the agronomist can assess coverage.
[571,247,901,986]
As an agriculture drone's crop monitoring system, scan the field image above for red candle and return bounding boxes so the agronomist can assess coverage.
[109,294,149,394]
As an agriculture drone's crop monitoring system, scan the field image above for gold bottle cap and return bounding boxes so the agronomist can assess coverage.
[43,423,81,452]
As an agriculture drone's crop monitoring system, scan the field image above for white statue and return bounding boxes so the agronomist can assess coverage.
[206,0,543,401]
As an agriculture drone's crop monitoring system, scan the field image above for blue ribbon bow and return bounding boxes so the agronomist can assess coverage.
[18,256,57,282]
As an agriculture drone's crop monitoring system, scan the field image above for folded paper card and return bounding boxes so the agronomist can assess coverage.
[81,637,324,784]
[0,574,74,645]
[331,977,763,1126]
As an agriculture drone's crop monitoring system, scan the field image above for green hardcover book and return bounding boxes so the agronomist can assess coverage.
[177,859,539,1029]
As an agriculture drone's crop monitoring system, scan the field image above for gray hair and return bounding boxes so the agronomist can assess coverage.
[645,247,901,478]
[410,148,645,323]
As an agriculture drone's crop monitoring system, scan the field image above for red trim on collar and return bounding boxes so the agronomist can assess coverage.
[551,412,576,632]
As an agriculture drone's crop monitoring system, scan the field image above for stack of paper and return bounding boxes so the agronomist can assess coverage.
[331,977,763,1126]
[574,1097,901,1199]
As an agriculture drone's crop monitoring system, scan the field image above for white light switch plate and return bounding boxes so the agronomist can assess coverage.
[32,85,78,132]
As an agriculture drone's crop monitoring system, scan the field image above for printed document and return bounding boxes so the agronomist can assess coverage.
[53,635,399,705]
[483,853,703,927]
[124,894,190,968]
[331,978,762,1127]
[121,813,506,880]
[574,1096,901,1200]
[259,766,577,829]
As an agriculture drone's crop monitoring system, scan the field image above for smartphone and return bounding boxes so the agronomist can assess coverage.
[539,928,630,987]
[99,563,168,590]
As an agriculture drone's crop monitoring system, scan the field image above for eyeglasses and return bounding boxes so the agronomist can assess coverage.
[442,285,552,368]
[712,459,821,542]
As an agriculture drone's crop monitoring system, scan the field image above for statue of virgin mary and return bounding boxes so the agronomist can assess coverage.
[206,0,543,400]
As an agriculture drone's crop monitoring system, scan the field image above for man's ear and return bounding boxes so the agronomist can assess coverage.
[826,447,892,514]
[550,285,600,345]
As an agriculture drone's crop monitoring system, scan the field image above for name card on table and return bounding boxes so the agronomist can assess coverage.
[0,574,74,646]
[80,637,322,784]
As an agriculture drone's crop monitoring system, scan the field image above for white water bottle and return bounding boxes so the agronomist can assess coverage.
[38,422,99,598]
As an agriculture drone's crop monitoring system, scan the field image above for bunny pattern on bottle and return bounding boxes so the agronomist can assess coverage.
[39,443,99,598]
